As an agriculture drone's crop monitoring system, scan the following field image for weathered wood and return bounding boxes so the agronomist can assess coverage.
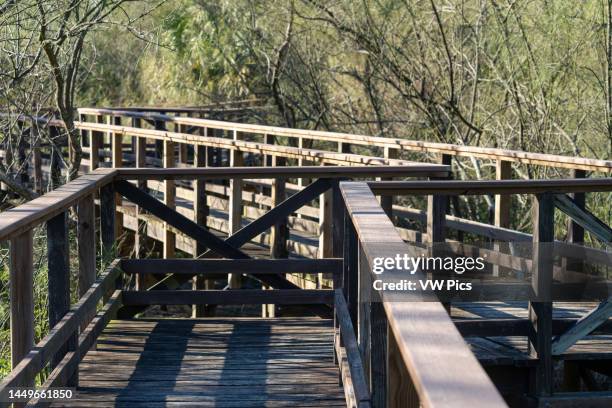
[163,140,176,258]
[370,301,387,408]
[535,391,612,407]
[122,289,334,305]
[114,165,448,180]
[0,168,115,241]
[77,194,96,298]
[0,261,121,401]
[193,142,209,316]
[335,290,371,407]
[553,193,612,243]
[454,317,612,337]
[369,178,612,195]
[27,291,123,407]
[529,193,555,396]
[228,130,244,288]
[270,164,288,259]
[100,182,116,263]
[387,327,418,408]
[114,180,249,260]
[495,160,512,228]
[552,301,612,355]
[9,230,34,385]
[121,258,341,275]
[77,107,612,172]
[340,181,506,407]
[47,211,77,384]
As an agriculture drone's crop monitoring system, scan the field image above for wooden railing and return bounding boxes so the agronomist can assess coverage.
[340,178,612,407]
[0,165,443,407]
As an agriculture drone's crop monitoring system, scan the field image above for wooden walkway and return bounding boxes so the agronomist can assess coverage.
[52,317,345,407]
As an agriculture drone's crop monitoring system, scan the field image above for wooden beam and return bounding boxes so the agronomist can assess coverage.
[77,195,96,298]
[120,258,342,275]
[122,289,334,305]
[553,193,612,243]
[335,290,371,407]
[46,211,76,382]
[530,193,555,396]
[368,178,612,195]
[100,182,116,263]
[552,300,612,355]
[163,139,176,258]
[9,230,34,386]
[0,261,121,401]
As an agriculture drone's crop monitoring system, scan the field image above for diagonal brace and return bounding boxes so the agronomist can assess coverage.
[553,194,612,243]
[552,300,612,355]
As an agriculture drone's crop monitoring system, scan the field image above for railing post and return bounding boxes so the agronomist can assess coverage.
[90,115,103,171]
[228,130,243,289]
[494,160,512,276]
[357,242,371,386]
[163,139,176,258]
[193,142,211,317]
[77,194,96,329]
[9,230,34,389]
[47,211,78,385]
[111,116,123,244]
[30,125,43,195]
[343,209,358,330]
[529,193,554,396]
[100,183,116,264]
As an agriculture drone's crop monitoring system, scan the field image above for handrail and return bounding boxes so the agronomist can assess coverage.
[78,107,612,172]
[367,178,612,195]
[0,168,115,241]
[340,181,507,407]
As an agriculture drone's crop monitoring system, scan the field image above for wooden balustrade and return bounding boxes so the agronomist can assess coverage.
[340,178,612,407]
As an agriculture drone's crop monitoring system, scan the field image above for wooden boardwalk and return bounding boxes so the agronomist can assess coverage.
[52,317,345,407]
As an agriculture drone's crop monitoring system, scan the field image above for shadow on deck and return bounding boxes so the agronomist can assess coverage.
[53,318,344,407]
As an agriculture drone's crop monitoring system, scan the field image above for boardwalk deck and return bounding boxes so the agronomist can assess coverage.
[51,317,345,407]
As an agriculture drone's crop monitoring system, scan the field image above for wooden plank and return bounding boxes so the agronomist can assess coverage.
[335,290,371,406]
[100,182,116,263]
[0,261,121,401]
[114,165,449,179]
[387,327,418,408]
[368,178,612,195]
[46,211,75,379]
[536,391,612,408]
[495,160,512,228]
[553,193,612,243]
[530,193,555,396]
[25,291,122,408]
[552,301,612,355]
[9,230,34,387]
[77,195,96,298]
[270,167,288,259]
[163,140,176,258]
[0,168,116,241]
[120,258,342,275]
[122,289,334,305]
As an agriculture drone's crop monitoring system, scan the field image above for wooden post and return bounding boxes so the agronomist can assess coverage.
[563,169,586,279]
[31,126,43,195]
[163,139,176,258]
[9,230,34,384]
[357,243,371,385]
[381,147,398,218]
[77,193,96,303]
[90,115,103,170]
[193,143,211,317]
[493,160,512,276]
[47,211,77,385]
[228,130,243,288]
[100,183,116,264]
[319,187,333,262]
[529,193,554,396]
[134,119,151,289]
[427,194,447,244]
[343,210,358,330]
[111,116,123,243]
[270,158,288,259]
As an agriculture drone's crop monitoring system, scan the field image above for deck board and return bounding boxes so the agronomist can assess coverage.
[52,318,345,407]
